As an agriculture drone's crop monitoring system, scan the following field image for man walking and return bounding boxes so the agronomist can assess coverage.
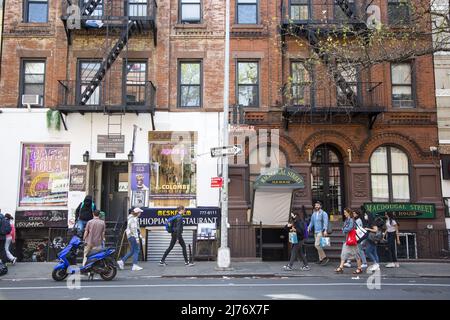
[159,205,195,266]
[308,201,330,266]
[82,210,105,266]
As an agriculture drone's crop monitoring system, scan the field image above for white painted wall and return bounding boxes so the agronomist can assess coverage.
[0,108,222,219]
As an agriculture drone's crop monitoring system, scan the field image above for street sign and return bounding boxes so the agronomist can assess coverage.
[211,177,224,188]
[210,145,242,158]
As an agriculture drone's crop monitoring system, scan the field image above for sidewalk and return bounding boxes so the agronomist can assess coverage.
[2,261,450,281]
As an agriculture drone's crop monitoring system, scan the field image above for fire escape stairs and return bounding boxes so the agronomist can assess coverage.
[81,0,103,16]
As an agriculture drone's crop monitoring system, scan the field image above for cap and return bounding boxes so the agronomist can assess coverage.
[133,207,144,214]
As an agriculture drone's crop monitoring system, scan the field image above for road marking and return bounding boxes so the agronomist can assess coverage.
[266,294,315,300]
[78,298,91,300]
[1,282,450,291]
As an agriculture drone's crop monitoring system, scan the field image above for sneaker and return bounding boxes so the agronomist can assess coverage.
[117,260,124,270]
[361,264,368,269]
[159,261,167,266]
[343,262,352,268]
[185,262,195,266]
[320,257,330,266]
[385,263,396,268]
[132,264,143,271]
[395,263,400,268]
[12,257,17,265]
[283,265,293,271]
[301,265,311,271]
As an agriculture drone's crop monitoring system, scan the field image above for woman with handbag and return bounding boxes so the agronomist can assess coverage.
[283,212,310,271]
[384,212,400,268]
[365,220,382,272]
[335,208,362,274]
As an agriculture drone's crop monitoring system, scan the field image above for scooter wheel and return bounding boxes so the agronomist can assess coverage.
[100,265,117,281]
[52,268,68,281]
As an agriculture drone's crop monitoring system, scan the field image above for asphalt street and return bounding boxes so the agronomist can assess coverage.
[1,276,450,300]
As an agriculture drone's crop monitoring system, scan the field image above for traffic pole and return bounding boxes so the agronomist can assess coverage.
[217,0,231,269]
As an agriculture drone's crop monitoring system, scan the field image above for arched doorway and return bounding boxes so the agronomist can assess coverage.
[311,144,345,217]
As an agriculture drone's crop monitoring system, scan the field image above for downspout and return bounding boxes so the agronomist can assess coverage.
[0,0,5,80]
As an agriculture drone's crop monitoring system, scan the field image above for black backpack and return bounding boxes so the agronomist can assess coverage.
[0,262,7,276]
[0,216,12,236]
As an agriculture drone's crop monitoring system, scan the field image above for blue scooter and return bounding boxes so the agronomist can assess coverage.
[52,231,118,281]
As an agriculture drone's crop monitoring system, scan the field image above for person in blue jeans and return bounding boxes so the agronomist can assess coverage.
[117,208,143,271]
[365,220,381,272]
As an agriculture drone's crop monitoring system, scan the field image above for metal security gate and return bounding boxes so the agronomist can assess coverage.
[146,227,195,262]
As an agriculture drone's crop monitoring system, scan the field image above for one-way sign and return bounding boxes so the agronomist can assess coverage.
[210,145,242,158]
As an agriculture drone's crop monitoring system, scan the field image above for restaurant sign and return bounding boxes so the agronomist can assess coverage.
[139,207,221,227]
[253,168,305,189]
[363,203,436,219]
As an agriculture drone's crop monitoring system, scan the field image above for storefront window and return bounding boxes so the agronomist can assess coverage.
[370,146,410,202]
[149,131,197,207]
[19,144,70,207]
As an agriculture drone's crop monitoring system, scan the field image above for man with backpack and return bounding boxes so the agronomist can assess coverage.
[75,195,96,233]
[0,212,13,263]
[283,211,310,271]
[307,201,330,266]
[159,205,195,266]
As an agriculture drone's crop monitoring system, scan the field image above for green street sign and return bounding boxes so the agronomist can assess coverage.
[363,203,436,219]
[253,168,305,189]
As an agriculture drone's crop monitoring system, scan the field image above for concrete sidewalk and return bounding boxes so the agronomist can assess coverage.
[1,260,450,281]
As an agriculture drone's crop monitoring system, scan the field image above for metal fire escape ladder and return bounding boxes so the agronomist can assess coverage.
[79,20,141,105]
[81,0,103,16]
[335,0,356,20]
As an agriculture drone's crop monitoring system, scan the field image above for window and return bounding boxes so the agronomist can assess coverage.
[128,0,147,17]
[444,198,450,217]
[179,61,202,108]
[180,0,201,23]
[82,0,103,16]
[21,60,46,106]
[237,61,259,107]
[25,0,48,23]
[370,146,410,202]
[388,0,410,25]
[335,0,355,22]
[125,62,147,105]
[290,0,309,21]
[78,61,101,105]
[290,61,310,105]
[237,0,258,24]
[391,63,414,108]
[336,64,358,106]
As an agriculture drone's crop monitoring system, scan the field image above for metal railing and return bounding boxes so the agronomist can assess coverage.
[283,81,385,110]
[57,80,156,112]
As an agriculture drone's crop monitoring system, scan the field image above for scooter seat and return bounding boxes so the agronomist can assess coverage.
[87,248,106,257]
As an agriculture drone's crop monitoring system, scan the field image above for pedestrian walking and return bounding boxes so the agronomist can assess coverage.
[159,205,195,266]
[75,195,96,233]
[0,212,12,263]
[117,207,144,271]
[365,218,383,272]
[335,208,363,274]
[82,210,106,266]
[4,214,16,264]
[344,210,369,268]
[283,212,310,271]
[307,201,330,266]
[384,212,400,268]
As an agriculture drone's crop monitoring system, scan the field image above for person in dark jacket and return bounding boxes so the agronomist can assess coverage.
[0,212,9,263]
[159,205,195,266]
[75,195,96,233]
[283,211,310,271]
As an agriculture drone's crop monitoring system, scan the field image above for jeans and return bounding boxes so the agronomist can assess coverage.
[76,220,88,233]
[121,236,140,265]
[5,238,15,261]
[357,241,367,265]
[288,240,308,267]
[365,240,379,264]
[387,232,398,263]
[161,233,188,263]
[0,239,7,263]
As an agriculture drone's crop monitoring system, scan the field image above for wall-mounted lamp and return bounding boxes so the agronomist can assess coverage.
[307,148,312,162]
[347,148,352,162]
[83,151,90,163]
[128,150,134,162]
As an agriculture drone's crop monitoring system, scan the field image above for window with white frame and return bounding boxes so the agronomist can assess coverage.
[391,62,414,108]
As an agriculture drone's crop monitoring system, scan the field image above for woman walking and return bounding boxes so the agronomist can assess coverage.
[4,214,16,264]
[117,208,144,271]
[335,208,363,274]
[283,212,310,271]
[384,212,400,268]
[365,219,382,272]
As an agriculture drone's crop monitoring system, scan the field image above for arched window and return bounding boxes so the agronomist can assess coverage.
[370,146,410,202]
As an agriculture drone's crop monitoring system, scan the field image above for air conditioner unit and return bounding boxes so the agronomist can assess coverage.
[22,94,43,107]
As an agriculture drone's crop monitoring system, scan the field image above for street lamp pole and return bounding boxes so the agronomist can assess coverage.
[217,0,231,269]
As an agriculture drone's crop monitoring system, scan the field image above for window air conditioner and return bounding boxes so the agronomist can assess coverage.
[22,94,43,108]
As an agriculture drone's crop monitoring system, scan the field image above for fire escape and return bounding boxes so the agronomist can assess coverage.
[57,0,157,130]
[280,0,385,130]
